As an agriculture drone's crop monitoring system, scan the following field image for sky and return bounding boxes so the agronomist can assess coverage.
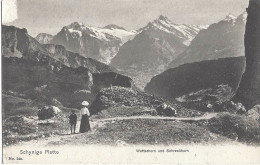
[3,0,248,37]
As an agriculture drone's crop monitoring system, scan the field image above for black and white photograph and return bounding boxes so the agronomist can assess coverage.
[1,0,260,164]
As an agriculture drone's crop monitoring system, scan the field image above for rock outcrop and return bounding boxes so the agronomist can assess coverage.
[233,0,260,109]
[43,44,116,73]
[89,87,164,115]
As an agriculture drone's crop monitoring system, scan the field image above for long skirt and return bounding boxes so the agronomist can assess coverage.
[79,115,91,133]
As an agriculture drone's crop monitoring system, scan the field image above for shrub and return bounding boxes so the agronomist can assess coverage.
[3,116,37,136]
[37,106,61,120]
[208,113,260,143]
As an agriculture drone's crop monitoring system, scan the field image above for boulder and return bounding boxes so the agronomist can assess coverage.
[246,105,260,121]
[156,104,177,117]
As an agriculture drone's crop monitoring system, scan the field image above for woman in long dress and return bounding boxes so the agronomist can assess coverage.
[79,101,91,133]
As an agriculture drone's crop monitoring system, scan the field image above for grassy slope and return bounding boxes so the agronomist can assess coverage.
[3,92,260,146]
[90,87,205,118]
[47,119,233,146]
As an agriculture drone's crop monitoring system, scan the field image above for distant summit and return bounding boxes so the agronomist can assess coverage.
[168,12,247,69]
[50,22,136,64]
[35,33,54,44]
[223,13,236,22]
[139,15,208,46]
[103,24,126,31]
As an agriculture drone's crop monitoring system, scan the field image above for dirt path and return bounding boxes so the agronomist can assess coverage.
[94,113,218,122]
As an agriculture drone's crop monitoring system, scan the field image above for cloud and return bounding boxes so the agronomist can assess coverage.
[2,0,18,23]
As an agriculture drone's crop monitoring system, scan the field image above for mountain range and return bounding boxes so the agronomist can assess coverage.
[33,15,209,89]
[4,12,250,107]
[168,12,247,68]
[49,22,136,64]
[144,12,251,106]
[110,15,208,88]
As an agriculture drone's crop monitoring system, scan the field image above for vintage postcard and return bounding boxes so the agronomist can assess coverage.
[1,0,260,164]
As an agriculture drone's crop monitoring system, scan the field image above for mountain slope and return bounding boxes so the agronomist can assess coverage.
[2,26,49,59]
[2,25,134,108]
[50,22,136,64]
[43,44,116,73]
[145,57,245,103]
[168,13,247,69]
[111,16,207,88]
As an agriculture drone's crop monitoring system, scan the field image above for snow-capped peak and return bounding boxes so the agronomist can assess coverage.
[141,15,208,46]
[220,12,247,25]
[63,22,136,42]
[158,15,172,23]
[67,22,85,30]
[224,13,236,21]
[153,15,175,27]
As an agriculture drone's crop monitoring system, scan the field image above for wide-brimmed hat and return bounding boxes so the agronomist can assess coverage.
[81,101,89,106]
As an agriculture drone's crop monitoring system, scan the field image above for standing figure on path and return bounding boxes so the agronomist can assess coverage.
[79,101,91,133]
[69,110,77,134]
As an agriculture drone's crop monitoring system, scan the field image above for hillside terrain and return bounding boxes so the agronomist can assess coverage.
[145,56,245,104]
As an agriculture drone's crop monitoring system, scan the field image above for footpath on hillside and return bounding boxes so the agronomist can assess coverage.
[4,112,219,148]
[96,113,218,122]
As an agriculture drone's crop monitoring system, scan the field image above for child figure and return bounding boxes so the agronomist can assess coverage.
[69,110,77,134]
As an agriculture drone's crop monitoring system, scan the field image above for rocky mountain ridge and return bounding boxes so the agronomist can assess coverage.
[168,12,247,68]
[43,44,116,72]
